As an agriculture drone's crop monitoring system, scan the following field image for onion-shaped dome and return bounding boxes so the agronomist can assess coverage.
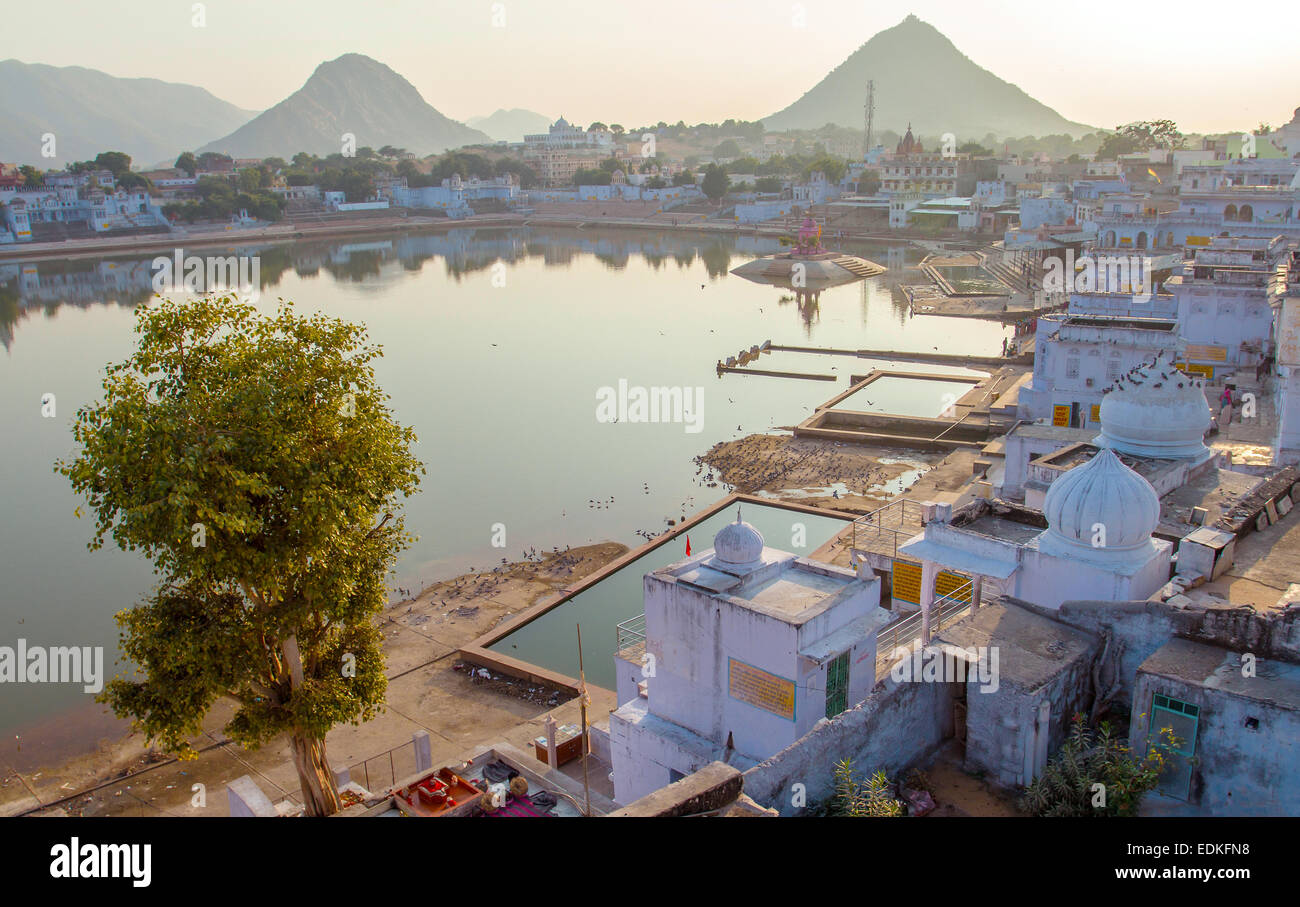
[713,513,764,566]
[1096,351,1211,462]
[1041,447,1160,562]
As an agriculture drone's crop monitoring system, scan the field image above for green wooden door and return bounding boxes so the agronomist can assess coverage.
[826,652,850,719]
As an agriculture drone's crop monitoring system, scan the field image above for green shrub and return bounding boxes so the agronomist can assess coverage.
[1020,713,1174,816]
[831,758,904,817]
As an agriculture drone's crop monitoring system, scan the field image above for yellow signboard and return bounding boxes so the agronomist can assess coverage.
[728,658,796,720]
[1090,404,1101,423]
[1185,363,1214,379]
[892,560,922,606]
[1185,235,1210,247]
[935,570,971,603]
[1052,404,1071,427]
[1185,344,1227,363]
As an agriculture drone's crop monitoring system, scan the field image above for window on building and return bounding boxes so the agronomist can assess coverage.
[1065,357,1080,380]
[825,652,850,719]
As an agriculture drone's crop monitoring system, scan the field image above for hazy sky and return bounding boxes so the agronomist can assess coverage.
[4,0,1297,135]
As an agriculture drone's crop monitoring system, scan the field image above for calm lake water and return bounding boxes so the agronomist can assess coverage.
[0,226,1008,735]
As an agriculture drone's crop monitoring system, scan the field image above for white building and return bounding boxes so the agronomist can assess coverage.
[889,192,924,229]
[898,447,1172,614]
[1271,248,1300,463]
[880,155,957,196]
[1002,352,1216,507]
[0,185,168,240]
[792,171,838,205]
[392,173,519,216]
[1095,351,1213,465]
[608,516,891,804]
[1018,313,1180,426]
[1019,195,1073,230]
[1166,235,1287,378]
[522,118,617,187]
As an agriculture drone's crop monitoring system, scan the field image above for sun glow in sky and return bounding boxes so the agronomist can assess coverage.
[4,0,1297,136]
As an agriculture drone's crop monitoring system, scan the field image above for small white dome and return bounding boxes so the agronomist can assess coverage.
[1096,351,1211,462]
[713,515,764,565]
[1042,447,1160,558]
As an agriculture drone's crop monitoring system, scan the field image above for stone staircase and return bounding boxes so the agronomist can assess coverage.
[978,251,1031,291]
[830,254,886,279]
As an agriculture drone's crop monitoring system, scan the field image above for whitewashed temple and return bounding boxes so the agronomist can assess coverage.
[607,513,892,804]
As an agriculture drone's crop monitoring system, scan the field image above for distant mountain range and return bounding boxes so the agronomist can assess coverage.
[0,59,258,167]
[3,24,1095,171]
[199,54,490,159]
[763,15,1093,140]
[466,108,553,143]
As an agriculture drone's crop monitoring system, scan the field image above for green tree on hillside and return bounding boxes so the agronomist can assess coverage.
[1099,120,1185,159]
[94,151,133,179]
[58,296,424,816]
[573,168,611,186]
[803,156,846,183]
[197,152,233,171]
[714,139,742,159]
[701,163,729,201]
[116,172,153,191]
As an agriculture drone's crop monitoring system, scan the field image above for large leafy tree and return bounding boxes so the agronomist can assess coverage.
[93,150,133,179]
[701,163,729,202]
[58,295,424,815]
[1098,120,1185,159]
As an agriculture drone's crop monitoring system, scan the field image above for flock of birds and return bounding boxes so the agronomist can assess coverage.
[694,439,898,500]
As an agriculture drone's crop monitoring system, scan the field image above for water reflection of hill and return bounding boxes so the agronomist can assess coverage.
[0,227,925,348]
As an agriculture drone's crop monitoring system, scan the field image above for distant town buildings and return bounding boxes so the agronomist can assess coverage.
[523,118,617,187]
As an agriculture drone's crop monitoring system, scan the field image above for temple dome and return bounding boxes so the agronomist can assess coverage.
[1041,447,1160,561]
[713,515,764,566]
[1096,351,1212,463]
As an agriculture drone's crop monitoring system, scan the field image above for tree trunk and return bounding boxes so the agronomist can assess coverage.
[290,732,341,817]
[280,632,340,815]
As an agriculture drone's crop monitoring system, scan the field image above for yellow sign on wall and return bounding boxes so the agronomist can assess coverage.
[892,560,922,606]
[1052,404,1071,427]
[1185,363,1214,379]
[935,570,971,603]
[1186,235,1210,247]
[728,658,796,720]
[1090,404,1101,423]
[1185,344,1227,363]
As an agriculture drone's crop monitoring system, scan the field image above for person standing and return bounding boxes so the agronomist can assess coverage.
[1218,384,1235,433]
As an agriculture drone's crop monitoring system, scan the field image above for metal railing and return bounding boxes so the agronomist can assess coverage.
[851,499,923,558]
[875,609,924,678]
[346,737,419,796]
[615,612,646,658]
[874,579,975,680]
[931,581,974,635]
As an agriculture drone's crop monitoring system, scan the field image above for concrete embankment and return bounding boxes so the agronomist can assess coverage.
[0,214,523,263]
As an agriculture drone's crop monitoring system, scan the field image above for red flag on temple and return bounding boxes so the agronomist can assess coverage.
[686,536,691,556]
